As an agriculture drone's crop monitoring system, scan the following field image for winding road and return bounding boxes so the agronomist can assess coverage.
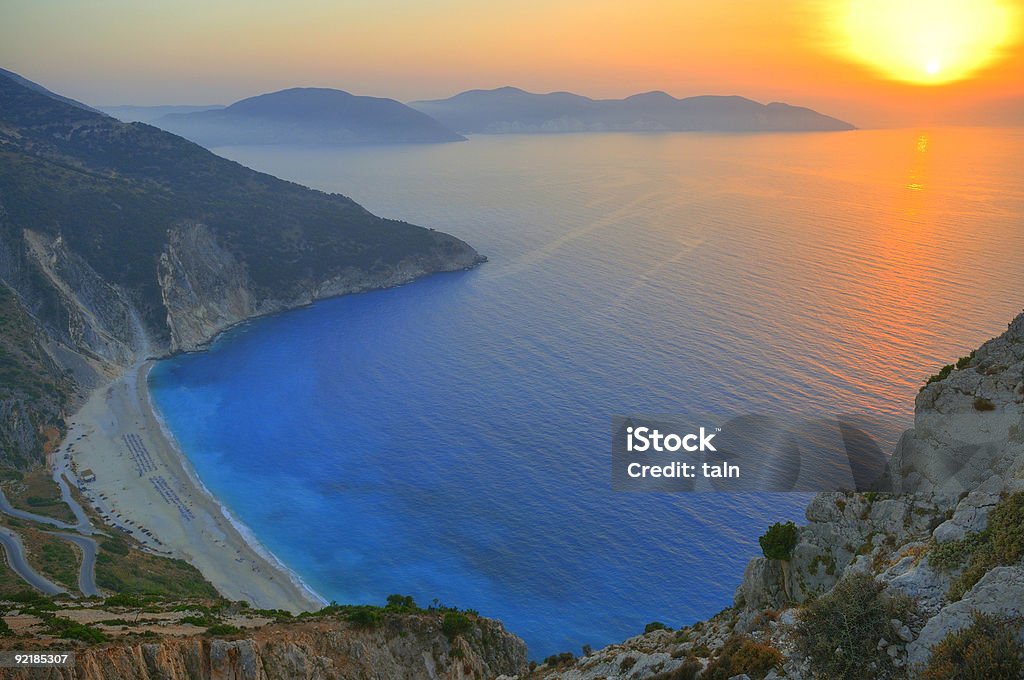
[0,526,65,595]
[52,532,101,597]
[0,480,101,597]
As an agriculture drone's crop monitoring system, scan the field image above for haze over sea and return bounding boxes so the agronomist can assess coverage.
[150,129,1024,657]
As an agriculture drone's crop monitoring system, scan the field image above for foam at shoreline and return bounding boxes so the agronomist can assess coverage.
[66,361,324,612]
[142,363,327,607]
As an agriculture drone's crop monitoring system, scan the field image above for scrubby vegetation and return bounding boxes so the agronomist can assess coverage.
[759,521,798,561]
[920,612,1024,680]
[441,611,473,640]
[922,351,976,390]
[2,468,75,522]
[928,492,1024,600]
[649,658,702,680]
[702,636,783,680]
[94,534,219,598]
[541,651,576,667]
[794,573,916,679]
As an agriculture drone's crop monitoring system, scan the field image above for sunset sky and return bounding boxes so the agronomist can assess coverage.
[2,0,1022,127]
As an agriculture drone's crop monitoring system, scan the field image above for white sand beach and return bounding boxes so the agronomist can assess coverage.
[62,362,324,612]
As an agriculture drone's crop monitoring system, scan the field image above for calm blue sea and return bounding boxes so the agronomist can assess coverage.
[150,129,1024,657]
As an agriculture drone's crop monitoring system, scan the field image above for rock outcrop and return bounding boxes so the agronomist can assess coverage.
[6,615,528,680]
[529,310,1024,679]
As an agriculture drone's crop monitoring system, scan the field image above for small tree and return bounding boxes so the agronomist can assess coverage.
[759,521,798,560]
[441,611,473,640]
[386,594,417,610]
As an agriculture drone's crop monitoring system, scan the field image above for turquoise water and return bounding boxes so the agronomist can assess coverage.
[150,129,1024,657]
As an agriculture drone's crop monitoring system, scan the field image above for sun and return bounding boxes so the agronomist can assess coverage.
[830,0,1021,85]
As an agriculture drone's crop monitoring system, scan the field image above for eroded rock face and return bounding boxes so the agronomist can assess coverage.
[890,314,1024,503]
[906,565,1024,667]
[158,222,259,352]
[7,616,528,680]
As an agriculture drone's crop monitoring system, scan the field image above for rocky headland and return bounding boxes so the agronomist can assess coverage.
[522,311,1024,679]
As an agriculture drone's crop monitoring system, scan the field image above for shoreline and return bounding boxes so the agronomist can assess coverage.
[63,361,325,612]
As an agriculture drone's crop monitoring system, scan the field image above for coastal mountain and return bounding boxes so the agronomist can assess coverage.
[0,69,481,468]
[0,67,101,114]
[154,87,465,146]
[410,86,856,134]
[99,104,224,124]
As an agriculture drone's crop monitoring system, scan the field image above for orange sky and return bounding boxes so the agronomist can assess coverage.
[1,0,1022,127]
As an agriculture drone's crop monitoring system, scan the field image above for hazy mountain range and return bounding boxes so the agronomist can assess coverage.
[410,86,856,134]
[100,85,860,147]
[153,88,466,146]
[98,104,224,124]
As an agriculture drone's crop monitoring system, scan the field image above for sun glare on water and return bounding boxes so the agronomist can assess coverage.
[830,0,1021,84]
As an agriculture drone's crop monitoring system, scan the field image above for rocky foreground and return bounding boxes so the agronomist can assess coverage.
[521,312,1024,679]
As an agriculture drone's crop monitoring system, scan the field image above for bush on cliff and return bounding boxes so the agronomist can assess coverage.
[702,635,783,680]
[920,612,1024,680]
[930,492,1024,600]
[759,521,798,561]
[441,611,473,640]
[794,573,915,679]
[346,607,382,628]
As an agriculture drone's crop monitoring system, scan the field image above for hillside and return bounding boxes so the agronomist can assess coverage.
[411,86,855,134]
[155,87,465,146]
[0,594,528,680]
[0,69,481,473]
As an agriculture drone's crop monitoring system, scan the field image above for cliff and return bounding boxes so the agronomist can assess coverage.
[0,70,483,467]
[1,608,528,680]
[527,311,1024,679]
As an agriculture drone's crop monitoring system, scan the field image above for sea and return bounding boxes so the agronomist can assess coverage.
[149,128,1024,658]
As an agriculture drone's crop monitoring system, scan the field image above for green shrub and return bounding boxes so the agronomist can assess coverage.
[929,532,988,571]
[645,621,671,633]
[956,352,976,370]
[205,623,241,636]
[702,636,783,680]
[925,364,955,388]
[794,573,915,679]
[7,590,52,606]
[101,538,130,556]
[180,614,218,627]
[944,492,1024,600]
[346,607,382,628]
[441,611,473,640]
[385,594,417,610]
[45,616,107,643]
[920,612,1024,680]
[649,658,702,680]
[542,651,575,667]
[759,521,799,560]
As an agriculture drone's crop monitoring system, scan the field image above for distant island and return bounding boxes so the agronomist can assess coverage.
[98,104,224,124]
[154,87,466,146]
[411,86,856,134]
